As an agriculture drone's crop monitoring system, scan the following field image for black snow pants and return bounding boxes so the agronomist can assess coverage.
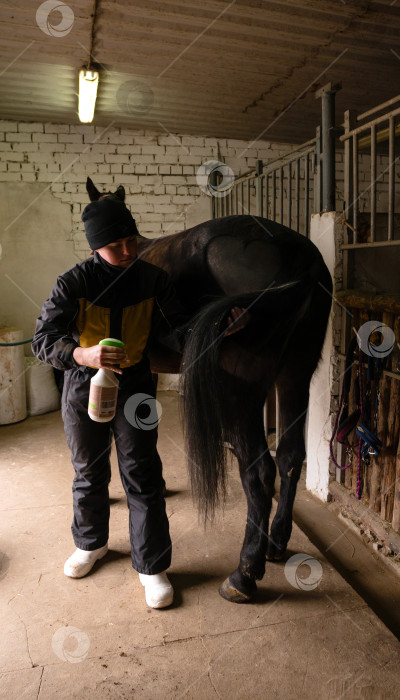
[61,359,171,575]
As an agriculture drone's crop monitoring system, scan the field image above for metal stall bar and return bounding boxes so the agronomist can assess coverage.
[272,170,276,221]
[265,173,269,219]
[388,115,395,240]
[343,110,354,239]
[352,132,358,240]
[211,138,317,237]
[370,123,376,242]
[256,160,263,217]
[305,154,310,236]
[314,126,321,214]
[357,93,400,121]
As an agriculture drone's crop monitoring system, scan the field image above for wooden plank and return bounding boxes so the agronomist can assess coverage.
[329,480,400,554]
[336,290,400,314]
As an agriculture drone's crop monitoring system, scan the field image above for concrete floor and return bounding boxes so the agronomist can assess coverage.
[1,391,400,700]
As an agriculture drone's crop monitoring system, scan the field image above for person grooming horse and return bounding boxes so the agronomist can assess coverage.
[32,194,247,609]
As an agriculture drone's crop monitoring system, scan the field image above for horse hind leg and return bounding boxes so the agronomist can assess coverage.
[219,411,276,603]
[267,280,331,561]
[267,366,313,561]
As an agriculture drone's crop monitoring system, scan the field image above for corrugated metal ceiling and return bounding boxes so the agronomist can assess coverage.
[0,0,399,142]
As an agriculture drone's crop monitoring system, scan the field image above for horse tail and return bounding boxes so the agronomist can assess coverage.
[180,278,318,522]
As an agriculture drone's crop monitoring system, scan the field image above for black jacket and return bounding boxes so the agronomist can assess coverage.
[32,252,188,371]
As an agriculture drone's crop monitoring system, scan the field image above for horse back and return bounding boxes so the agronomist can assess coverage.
[137,215,327,311]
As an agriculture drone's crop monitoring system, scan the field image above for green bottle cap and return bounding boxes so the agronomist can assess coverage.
[99,338,125,348]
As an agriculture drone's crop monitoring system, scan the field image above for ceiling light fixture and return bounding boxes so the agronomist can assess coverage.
[78,69,99,123]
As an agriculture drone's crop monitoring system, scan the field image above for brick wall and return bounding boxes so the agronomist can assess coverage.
[0,120,300,259]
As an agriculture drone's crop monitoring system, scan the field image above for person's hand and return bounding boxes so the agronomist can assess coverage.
[224,307,250,336]
[73,344,129,374]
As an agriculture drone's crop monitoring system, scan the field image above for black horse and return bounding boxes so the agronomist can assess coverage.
[86,178,332,603]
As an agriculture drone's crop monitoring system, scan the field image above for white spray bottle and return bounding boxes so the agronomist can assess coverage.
[88,338,125,422]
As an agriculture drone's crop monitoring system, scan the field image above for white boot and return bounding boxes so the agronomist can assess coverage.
[139,571,174,608]
[64,544,108,578]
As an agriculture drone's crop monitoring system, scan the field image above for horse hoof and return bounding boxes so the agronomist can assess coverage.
[266,552,285,562]
[219,576,254,604]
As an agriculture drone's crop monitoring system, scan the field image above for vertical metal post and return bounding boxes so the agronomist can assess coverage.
[288,161,292,229]
[305,153,310,236]
[256,159,263,217]
[316,82,341,212]
[352,133,358,238]
[336,109,355,485]
[370,123,376,242]
[343,109,356,236]
[388,115,395,240]
[272,170,276,220]
[314,126,321,213]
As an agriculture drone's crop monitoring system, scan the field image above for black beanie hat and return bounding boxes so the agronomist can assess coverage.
[81,198,139,250]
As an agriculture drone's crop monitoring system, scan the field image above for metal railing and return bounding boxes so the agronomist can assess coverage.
[212,137,318,237]
[340,94,400,246]
[211,137,320,450]
[336,93,400,491]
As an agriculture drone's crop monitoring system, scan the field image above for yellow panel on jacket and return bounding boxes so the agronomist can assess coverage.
[76,299,110,349]
[121,298,154,367]
[76,297,155,368]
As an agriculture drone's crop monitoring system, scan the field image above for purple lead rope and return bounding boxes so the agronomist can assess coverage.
[329,371,352,471]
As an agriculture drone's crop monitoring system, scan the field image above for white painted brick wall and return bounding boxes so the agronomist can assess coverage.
[0,119,364,260]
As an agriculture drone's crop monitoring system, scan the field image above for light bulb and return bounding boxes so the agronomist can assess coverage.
[78,69,99,123]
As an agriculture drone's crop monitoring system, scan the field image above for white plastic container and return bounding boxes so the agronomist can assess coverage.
[88,338,124,422]
[0,327,27,425]
[24,357,61,416]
